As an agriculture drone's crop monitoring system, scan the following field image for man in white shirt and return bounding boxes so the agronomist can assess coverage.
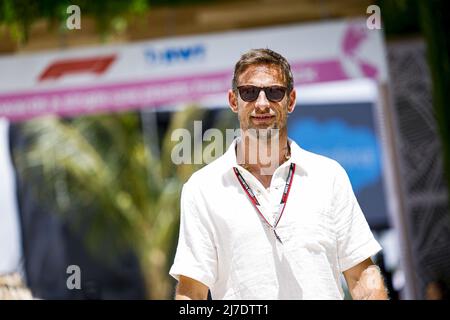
[169,48,388,300]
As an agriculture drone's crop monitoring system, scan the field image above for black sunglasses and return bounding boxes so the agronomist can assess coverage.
[237,85,287,102]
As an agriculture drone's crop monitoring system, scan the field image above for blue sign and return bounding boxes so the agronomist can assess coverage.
[291,118,381,192]
[289,102,388,230]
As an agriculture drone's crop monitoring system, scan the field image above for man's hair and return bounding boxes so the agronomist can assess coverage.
[232,48,294,92]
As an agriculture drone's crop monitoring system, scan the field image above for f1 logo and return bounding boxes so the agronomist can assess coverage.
[38,54,116,81]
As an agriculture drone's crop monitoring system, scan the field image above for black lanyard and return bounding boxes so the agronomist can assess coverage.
[233,163,296,243]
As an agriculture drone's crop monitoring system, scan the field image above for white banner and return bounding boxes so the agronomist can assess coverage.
[0,18,388,121]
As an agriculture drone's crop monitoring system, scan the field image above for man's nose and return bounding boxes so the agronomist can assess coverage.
[255,90,270,111]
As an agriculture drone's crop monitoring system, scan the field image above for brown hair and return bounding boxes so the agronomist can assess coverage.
[232,48,294,92]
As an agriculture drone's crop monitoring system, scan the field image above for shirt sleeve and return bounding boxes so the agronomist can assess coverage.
[332,163,382,273]
[169,180,218,289]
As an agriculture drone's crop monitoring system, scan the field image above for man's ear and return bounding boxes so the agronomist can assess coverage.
[287,88,296,113]
[228,89,239,113]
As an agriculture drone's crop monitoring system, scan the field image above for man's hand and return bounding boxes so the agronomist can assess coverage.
[175,275,209,300]
[343,258,389,300]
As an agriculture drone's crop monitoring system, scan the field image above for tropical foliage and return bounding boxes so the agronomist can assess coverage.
[0,0,214,45]
[12,106,236,299]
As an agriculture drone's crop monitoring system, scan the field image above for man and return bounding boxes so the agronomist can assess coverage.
[169,48,388,300]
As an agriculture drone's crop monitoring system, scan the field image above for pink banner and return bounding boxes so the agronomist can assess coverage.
[0,58,375,121]
[0,71,231,122]
[291,60,349,84]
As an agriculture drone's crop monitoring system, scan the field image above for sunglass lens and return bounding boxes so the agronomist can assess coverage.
[239,86,259,102]
[266,87,286,102]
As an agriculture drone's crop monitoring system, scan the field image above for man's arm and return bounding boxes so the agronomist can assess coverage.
[175,275,209,300]
[343,258,389,300]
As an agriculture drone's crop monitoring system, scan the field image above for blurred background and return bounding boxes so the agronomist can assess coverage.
[0,0,449,300]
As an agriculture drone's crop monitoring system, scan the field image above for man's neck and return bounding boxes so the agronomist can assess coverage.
[236,129,290,178]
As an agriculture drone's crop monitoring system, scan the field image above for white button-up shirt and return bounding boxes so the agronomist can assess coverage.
[170,138,381,299]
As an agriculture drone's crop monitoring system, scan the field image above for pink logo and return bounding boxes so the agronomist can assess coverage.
[341,24,378,78]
